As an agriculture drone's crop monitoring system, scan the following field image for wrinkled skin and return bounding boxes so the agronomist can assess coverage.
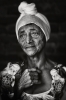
[17,24,46,90]
[18,23,45,56]
[17,24,47,91]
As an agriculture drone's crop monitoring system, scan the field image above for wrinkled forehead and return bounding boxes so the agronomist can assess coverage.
[18,23,43,33]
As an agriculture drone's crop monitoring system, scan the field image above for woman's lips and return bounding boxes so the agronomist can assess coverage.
[25,45,35,48]
[25,46,35,50]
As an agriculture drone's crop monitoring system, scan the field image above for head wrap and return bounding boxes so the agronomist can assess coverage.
[15,1,51,41]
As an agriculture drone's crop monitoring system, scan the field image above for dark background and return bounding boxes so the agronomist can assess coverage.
[0,0,66,70]
[0,0,66,69]
[0,0,66,100]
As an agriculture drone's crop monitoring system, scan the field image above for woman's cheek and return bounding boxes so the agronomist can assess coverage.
[19,40,26,48]
[34,38,44,50]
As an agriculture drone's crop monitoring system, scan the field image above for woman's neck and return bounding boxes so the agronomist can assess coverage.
[27,48,46,69]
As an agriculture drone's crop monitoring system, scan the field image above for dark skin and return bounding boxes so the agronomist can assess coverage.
[17,23,53,95]
[24,58,53,94]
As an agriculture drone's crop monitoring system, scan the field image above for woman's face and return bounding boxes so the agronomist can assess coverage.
[18,24,46,56]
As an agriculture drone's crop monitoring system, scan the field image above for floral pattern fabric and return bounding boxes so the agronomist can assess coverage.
[0,62,66,100]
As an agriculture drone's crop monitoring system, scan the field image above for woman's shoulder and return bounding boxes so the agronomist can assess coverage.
[46,59,66,78]
[45,59,57,71]
[46,58,66,69]
[0,61,24,74]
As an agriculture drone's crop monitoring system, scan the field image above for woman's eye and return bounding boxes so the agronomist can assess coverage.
[19,34,26,39]
[18,30,26,38]
[31,32,39,37]
[19,34,23,38]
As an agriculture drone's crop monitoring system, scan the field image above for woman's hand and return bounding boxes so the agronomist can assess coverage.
[18,68,41,90]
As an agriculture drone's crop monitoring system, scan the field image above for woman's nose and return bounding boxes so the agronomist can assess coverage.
[26,34,32,43]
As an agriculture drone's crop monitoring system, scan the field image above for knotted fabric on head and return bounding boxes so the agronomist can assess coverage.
[15,1,51,41]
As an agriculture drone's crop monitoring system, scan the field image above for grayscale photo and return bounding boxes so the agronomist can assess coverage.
[0,0,66,100]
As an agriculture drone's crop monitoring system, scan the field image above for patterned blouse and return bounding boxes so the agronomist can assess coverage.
[0,61,66,100]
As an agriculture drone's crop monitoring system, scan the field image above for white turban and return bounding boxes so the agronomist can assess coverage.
[15,1,51,41]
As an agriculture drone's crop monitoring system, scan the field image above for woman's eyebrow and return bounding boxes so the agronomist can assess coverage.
[19,30,25,34]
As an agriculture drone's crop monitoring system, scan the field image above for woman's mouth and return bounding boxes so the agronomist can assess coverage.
[25,46,35,50]
[25,45,35,48]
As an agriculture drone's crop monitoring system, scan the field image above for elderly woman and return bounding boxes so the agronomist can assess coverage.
[0,1,66,100]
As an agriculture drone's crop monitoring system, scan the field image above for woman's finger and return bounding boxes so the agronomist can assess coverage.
[19,73,31,85]
[22,69,29,78]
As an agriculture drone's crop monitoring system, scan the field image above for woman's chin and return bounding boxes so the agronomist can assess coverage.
[24,50,37,57]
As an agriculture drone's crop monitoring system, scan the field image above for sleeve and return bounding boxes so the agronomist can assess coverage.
[55,64,66,78]
[51,64,66,99]
[0,62,23,100]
